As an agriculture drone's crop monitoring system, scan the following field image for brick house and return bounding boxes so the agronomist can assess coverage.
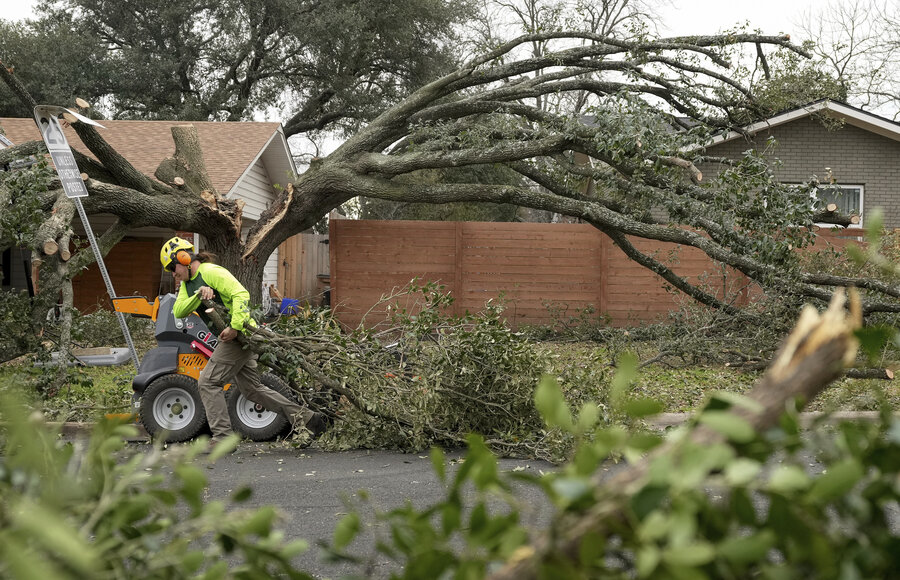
[699,99,900,228]
[0,119,297,311]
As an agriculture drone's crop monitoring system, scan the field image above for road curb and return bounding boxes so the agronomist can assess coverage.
[647,411,886,429]
[52,421,149,441]
[49,412,889,441]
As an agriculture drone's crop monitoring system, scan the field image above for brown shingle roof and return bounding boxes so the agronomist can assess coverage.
[0,118,283,194]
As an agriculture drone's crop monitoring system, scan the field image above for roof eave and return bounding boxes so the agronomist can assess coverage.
[226,125,297,197]
[704,100,900,148]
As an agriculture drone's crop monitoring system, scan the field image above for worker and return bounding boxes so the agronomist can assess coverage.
[160,236,327,452]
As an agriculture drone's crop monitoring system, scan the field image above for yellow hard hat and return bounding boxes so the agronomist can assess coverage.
[160,236,195,271]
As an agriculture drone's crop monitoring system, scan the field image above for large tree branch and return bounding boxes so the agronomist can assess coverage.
[603,228,749,319]
[0,59,37,112]
[357,136,572,175]
[447,33,808,94]
[68,121,157,194]
[81,179,232,233]
[0,140,45,165]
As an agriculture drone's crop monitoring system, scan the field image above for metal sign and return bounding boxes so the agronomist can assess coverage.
[32,105,140,371]
[32,106,102,198]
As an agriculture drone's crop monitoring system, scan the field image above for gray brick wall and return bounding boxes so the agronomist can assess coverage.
[699,115,900,228]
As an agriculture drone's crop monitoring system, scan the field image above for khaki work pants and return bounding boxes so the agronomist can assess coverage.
[198,338,312,440]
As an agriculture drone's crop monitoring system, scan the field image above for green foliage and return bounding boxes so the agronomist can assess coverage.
[0,363,135,420]
[0,17,114,118]
[325,378,900,579]
[69,305,156,352]
[740,45,847,121]
[290,283,551,455]
[0,158,52,249]
[706,145,818,273]
[3,0,474,128]
[0,394,312,579]
[0,289,40,363]
[0,304,153,409]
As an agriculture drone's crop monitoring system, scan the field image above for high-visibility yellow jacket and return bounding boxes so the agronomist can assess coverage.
[172,262,251,332]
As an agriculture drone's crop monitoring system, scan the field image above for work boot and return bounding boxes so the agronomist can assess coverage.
[200,437,238,456]
[305,412,328,438]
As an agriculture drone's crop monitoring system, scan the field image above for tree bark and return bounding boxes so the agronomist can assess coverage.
[845,367,894,380]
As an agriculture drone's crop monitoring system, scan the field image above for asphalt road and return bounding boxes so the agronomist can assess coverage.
[150,441,561,578]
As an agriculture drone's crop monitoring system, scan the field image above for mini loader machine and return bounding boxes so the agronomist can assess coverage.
[113,294,298,442]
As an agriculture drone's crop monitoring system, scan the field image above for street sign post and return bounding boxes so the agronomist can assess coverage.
[33,106,140,371]
[35,110,89,199]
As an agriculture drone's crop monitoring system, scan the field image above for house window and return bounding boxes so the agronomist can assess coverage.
[814,185,863,228]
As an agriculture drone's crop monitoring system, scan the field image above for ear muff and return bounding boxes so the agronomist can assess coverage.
[175,249,193,266]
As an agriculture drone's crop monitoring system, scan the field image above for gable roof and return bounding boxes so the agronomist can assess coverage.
[706,99,900,147]
[0,118,296,196]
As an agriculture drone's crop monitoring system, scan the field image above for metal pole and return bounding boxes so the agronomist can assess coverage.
[32,105,141,372]
[73,197,140,371]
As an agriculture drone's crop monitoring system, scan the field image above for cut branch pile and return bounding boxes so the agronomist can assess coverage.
[199,293,550,456]
[200,300,412,428]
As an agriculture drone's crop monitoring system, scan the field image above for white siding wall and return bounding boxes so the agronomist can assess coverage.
[229,160,272,220]
[263,247,279,291]
[238,220,279,297]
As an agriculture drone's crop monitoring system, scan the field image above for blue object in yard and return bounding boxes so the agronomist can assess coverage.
[280,298,301,315]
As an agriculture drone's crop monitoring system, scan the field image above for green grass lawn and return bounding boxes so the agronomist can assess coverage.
[541,341,899,416]
[0,363,135,422]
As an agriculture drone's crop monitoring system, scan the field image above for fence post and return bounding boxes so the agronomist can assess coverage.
[598,229,608,317]
[329,219,339,313]
[455,221,464,317]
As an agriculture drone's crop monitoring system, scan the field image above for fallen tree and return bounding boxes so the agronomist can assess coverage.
[1,30,881,318]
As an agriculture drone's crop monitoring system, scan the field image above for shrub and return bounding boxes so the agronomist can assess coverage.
[70,306,156,352]
[0,289,39,363]
[0,394,311,579]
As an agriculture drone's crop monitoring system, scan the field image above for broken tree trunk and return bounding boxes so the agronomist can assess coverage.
[812,203,860,227]
[845,367,894,380]
[33,190,75,259]
[490,289,862,580]
[155,125,218,195]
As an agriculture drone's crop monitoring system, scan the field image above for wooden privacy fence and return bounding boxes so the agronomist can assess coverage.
[329,220,865,330]
[277,233,330,306]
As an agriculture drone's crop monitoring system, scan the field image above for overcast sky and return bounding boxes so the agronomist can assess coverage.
[6,0,822,38]
[658,0,819,37]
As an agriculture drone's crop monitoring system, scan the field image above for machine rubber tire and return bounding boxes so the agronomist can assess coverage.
[139,374,207,442]
[226,373,294,441]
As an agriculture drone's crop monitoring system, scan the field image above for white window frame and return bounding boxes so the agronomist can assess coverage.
[812,184,864,229]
